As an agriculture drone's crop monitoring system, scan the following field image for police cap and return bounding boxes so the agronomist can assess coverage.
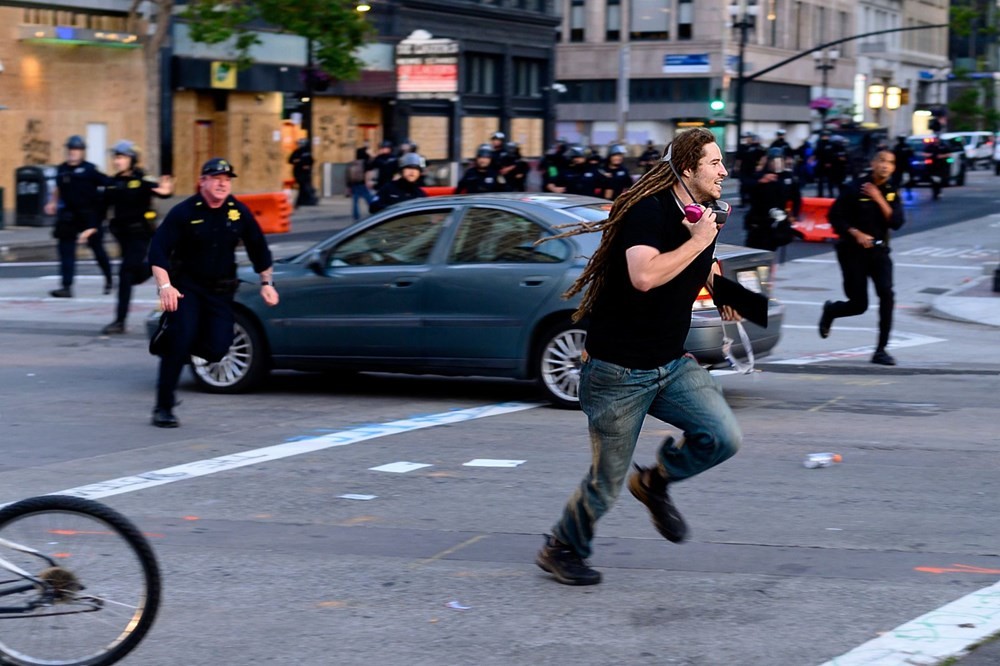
[475,144,493,158]
[490,131,506,141]
[565,145,586,159]
[608,143,628,157]
[201,157,238,178]
[65,135,86,150]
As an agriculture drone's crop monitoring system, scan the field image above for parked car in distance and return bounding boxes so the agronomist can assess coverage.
[941,131,994,169]
[149,194,785,408]
[905,135,966,187]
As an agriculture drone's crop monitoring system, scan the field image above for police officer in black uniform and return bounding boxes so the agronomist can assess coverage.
[819,150,905,366]
[601,143,633,200]
[539,138,568,189]
[370,140,398,191]
[488,131,508,167]
[502,141,530,192]
[637,140,660,173]
[734,132,765,207]
[147,158,279,427]
[550,145,601,196]
[45,135,114,298]
[743,147,803,251]
[369,153,428,213]
[99,140,174,335]
[288,138,316,208]
[457,144,505,194]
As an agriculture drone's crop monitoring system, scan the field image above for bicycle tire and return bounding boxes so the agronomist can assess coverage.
[0,495,161,666]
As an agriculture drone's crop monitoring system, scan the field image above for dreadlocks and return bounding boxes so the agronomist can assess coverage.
[550,128,718,322]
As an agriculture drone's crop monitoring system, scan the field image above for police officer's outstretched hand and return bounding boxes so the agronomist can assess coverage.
[261,285,279,307]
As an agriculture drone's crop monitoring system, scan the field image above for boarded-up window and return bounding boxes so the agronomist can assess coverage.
[461,116,500,160]
[409,116,449,161]
[510,118,543,158]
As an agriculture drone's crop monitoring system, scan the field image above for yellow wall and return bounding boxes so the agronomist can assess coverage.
[0,7,147,220]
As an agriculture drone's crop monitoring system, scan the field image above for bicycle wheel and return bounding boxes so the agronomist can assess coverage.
[0,495,161,666]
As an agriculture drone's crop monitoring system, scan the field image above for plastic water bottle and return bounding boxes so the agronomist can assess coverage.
[803,453,842,469]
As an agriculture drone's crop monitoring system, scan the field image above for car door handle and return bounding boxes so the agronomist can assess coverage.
[390,278,418,288]
[520,277,548,287]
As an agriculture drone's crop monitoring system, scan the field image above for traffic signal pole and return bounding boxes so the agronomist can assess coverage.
[734,23,949,146]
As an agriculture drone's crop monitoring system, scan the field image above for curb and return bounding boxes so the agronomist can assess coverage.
[928,274,1000,328]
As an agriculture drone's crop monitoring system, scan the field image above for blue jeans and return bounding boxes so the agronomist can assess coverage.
[551,355,742,558]
[351,183,373,220]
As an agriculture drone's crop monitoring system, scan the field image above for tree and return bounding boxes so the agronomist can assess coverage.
[182,0,373,80]
[126,0,372,173]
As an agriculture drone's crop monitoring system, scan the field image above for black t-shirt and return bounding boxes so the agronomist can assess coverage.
[585,190,717,369]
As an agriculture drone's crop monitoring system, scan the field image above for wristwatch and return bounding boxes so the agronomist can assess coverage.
[261,280,275,287]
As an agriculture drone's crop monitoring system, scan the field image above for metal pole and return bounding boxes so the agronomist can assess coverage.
[616,45,630,142]
[734,13,748,145]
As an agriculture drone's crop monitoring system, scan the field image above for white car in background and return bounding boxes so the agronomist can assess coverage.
[942,131,994,169]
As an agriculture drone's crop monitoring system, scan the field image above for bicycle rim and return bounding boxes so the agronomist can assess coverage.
[0,496,160,666]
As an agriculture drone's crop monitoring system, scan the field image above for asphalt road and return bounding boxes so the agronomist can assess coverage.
[0,171,997,665]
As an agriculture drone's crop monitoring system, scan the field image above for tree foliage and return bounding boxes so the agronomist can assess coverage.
[182,0,373,79]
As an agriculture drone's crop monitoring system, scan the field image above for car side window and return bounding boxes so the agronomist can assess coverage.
[329,210,451,267]
[448,207,569,264]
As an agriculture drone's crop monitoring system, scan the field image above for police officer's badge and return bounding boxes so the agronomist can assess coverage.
[228,209,241,221]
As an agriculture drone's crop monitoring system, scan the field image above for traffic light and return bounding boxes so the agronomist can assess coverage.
[710,98,726,112]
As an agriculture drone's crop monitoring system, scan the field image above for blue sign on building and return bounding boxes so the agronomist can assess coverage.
[663,54,710,74]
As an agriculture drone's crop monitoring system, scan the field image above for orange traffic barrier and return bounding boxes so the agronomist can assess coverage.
[421,186,456,197]
[235,192,292,234]
[792,196,839,242]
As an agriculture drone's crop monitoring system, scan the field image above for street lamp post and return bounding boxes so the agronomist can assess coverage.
[732,4,754,143]
[812,49,839,129]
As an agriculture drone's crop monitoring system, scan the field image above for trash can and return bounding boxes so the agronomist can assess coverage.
[15,165,57,227]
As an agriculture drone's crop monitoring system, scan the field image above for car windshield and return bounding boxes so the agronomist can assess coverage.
[551,204,611,258]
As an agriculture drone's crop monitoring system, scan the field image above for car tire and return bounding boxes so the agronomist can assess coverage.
[535,321,587,409]
[190,309,268,394]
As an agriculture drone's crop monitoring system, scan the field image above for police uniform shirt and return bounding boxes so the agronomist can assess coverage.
[371,154,398,189]
[602,165,633,199]
[56,160,109,212]
[106,171,165,235]
[561,164,601,196]
[456,167,502,194]
[829,175,905,246]
[369,179,427,214]
[148,193,272,286]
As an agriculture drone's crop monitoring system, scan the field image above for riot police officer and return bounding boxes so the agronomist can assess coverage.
[549,145,601,196]
[369,153,428,213]
[99,140,173,335]
[288,138,316,208]
[488,131,508,166]
[601,143,633,200]
[147,158,279,427]
[502,141,530,192]
[743,148,803,251]
[44,135,114,298]
[819,150,905,366]
[637,140,660,173]
[370,140,398,191]
[457,144,504,194]
[734,132,765,207]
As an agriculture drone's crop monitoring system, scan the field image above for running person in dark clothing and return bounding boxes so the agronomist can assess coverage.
[45,135,114,298]
[98,140,173,335]
[147,158,278,428]
[536,127,742,586]
[819,150,905,366]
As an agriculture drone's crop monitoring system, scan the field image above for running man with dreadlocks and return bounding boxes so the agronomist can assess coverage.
[536,127,743,586]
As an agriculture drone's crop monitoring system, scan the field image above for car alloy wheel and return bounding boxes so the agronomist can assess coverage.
[538,323,587,408]
[190,312,266,393]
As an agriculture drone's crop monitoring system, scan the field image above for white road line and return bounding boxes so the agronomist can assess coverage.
[0,402,541,506]
[463,459,525,468]
[370,462,432,473]
[820,578,1000,665]
[0,296,158,304]
[772,331,946,365]
[793,258,978,270]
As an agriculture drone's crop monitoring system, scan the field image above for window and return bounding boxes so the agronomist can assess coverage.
[678,0,693,40]
[330,211,451,267]
[559,79,617,103]
[448,208,569,264]
[570,0,585,42]
[466,54,500,95]
[514,59,543,97]
[631,0,670,40]
[629,77,710,103]
[606,0,621,41]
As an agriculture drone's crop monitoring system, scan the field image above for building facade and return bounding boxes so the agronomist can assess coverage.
[553,0,948,153]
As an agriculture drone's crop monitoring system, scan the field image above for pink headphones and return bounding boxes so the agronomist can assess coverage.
[662,142,729,226]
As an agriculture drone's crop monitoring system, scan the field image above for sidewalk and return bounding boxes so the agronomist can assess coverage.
[2,191,997,330]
